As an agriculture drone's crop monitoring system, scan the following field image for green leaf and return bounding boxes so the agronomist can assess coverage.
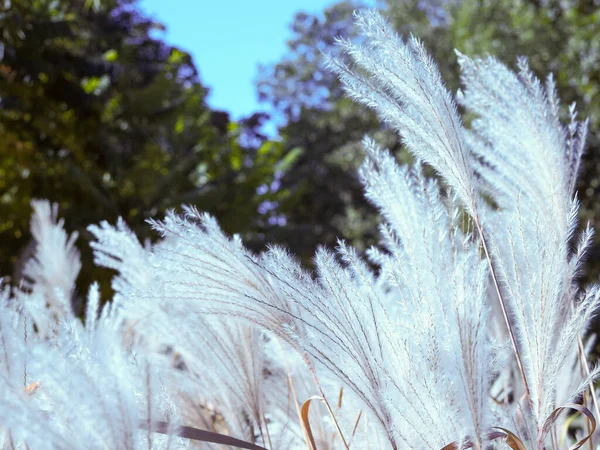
[103,49,118,62]
[275,147,302,173]
[81,75,110,95]
[168,49,186,65]
[174,116,185,134]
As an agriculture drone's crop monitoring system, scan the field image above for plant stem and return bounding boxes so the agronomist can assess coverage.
[577,336,600,424]
[474,217,532,402]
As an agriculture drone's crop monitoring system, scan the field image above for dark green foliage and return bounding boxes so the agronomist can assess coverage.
[257,1,400,263]
[1,0,599,294]
[449,0,600,277]
[0,0,292,295]
[257,0,600,272]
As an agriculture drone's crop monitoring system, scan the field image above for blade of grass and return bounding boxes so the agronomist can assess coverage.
[304,358,349,449]
[440,427,526,450]
[261,411,273,450]
[347,410,363,448]
[286,367,312,450]
[139,421,268,450]
[540,403,596,450]
[475,217,531,402]
[577,334,600,425]
[300,395,322,450]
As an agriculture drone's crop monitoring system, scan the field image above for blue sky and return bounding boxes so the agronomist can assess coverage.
[140,0,350,120]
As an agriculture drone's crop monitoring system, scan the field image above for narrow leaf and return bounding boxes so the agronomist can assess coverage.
[139,421,268,450]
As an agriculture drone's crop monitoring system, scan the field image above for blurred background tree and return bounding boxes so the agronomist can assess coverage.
[256,1,391,263]
[0,0,598,295]
[0,0,294,295]
[257,0,600,273]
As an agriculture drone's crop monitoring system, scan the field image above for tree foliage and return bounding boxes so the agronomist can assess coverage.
[27,11,593,448]
[0,0,292,293]
[257,1,395,263]
[1,4,600,449]
[257,0,600,271]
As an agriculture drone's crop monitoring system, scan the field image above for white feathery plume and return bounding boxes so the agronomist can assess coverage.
[89,219,308,449]
[20,200,81,330]
[326,10,477,216]
[326,8,600,442]
[0,285,192,450]
[132,135,499,448]
[325,10,534,416]
[458,53,599,433]
[1,8,599,450]
[88,218,154,303]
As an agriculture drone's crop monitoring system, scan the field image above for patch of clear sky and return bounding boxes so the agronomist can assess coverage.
[140,0,351,120]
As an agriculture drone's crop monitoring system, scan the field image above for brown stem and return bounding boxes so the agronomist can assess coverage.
[305,359,350,450]
[139,421,267,450]
[577,336,600,426]
[474,217,532,402]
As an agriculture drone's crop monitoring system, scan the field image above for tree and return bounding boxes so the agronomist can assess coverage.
[256,0,463,263]
[0,0,291,294]
[257,0,600,273]
[447,0,600,274]
[257,1,394,263]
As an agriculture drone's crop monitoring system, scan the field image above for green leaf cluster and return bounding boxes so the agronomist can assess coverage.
[0,0,293,296]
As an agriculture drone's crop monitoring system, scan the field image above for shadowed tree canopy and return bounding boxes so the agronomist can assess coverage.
[0,0,294,294]
[257,0,600,272]
[256,0,457,263]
